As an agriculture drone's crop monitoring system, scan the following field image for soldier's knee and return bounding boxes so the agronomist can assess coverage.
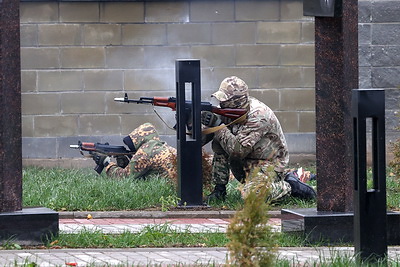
[211,140,226,155]
[229,157,246,183]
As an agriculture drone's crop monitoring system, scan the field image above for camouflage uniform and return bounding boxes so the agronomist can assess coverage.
[209,76,292,201]
[105,123,177,182]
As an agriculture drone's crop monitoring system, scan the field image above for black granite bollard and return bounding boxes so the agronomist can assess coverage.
[278,0,400,246]
[0,0,22,213]
[175,60,204,207]
[0,0,59,245]
[352,89,387,262]
[282,90,400,246]
[282,0,358,226]
[0,207,59,245]
[314,1,359,212]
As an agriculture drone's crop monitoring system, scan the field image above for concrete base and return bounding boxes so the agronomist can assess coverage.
[0,207,59,245]
[281,208,400,245]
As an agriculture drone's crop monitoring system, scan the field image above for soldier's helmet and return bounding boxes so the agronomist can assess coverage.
[212,76,249,108]
[128,122,160,150]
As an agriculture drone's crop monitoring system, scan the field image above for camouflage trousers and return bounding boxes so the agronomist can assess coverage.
[212,148,292,202]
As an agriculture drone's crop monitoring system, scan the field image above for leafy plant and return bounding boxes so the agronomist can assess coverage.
[159,195,181,212]
[0,237,21,250]
[226,166,277,267]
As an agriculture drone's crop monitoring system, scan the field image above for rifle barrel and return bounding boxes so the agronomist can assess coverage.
[70,145,80,149]
[114,97,154,104]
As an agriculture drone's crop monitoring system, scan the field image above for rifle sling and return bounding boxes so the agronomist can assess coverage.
[201,111,248,135]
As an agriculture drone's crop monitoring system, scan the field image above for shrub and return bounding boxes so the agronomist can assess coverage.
[226,167,277,267]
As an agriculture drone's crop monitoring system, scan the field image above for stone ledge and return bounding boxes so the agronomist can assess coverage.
[0,207,59,245]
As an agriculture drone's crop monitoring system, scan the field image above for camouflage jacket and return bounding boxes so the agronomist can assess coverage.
[214,96,289,171]
[105,123,177,181]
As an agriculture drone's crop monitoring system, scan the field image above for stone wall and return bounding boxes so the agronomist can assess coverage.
[20,0,399,164]
[20,0,317,162]
[359,0,400,145]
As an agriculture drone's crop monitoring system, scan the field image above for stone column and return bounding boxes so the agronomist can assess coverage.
[0,0,22,212]
[315,0,358,212]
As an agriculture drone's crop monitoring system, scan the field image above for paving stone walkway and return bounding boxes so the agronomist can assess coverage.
[0,213,398,266]
[2,246,400,266]
[59,218,282,234]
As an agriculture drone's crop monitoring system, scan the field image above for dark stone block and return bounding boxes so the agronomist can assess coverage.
[372,0,400,23]
[282,208,400,245]
[371,46,400,67]
[358,67,371,89]
[282,208,353,243]
[372,24,400,45]
[358,24,371,45]
[22,137,57,159]
[386,110,400,133]
[0,207,59,245]
[358,0,371,23]
[372,67,400,88]
[385,88,400,110]
[358,45,371,67]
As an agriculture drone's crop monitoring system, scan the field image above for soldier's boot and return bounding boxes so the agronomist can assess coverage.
[206,184,227,201]
[285,172,316,200]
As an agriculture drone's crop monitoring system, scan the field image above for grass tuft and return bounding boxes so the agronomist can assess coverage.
[23,167,175,211]
[47,226,229,249]
[23,165,400,212]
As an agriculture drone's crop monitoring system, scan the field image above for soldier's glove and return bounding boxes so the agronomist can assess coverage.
[221,116,233,125]
[116,155,130,168]
[92,153,111,168]
[201,111,222,127]
[202,133,214,146]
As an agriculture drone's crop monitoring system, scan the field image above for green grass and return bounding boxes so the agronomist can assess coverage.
[22,166,319,212]
[387,172,400,212]
[47,225,229,249]
[15,165,400,266]
[44,228,326,249]
[0,226,326,250]
[2,230,399,267]
[23,167,176,211]
[16,230,399,267]
[22,166,400,212]
[275,253,397,267]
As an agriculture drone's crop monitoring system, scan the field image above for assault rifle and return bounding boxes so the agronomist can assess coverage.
[70,141,135,174]
[114,93,247,120]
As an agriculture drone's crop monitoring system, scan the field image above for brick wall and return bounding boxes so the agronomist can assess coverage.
[20,0,399,163]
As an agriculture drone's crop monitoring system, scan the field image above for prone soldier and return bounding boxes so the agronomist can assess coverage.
[92,123,178,183]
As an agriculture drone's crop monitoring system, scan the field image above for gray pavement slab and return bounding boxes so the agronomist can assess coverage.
[1,247,400,266]
[1,211,399,266]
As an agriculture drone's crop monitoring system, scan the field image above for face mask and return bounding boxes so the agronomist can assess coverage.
[220,95,248,109]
